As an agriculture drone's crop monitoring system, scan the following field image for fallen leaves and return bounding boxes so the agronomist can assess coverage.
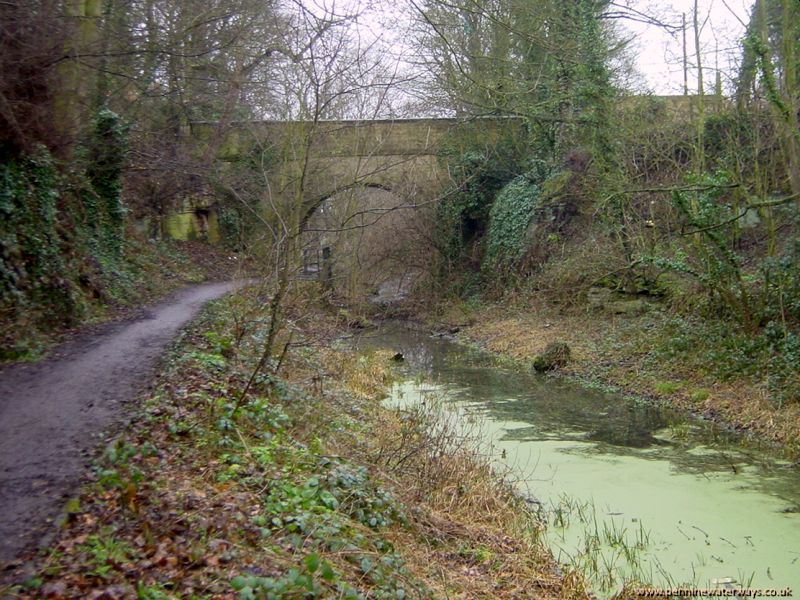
[7,295,576,600]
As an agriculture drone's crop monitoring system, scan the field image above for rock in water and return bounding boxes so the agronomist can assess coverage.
[533,342,571,372]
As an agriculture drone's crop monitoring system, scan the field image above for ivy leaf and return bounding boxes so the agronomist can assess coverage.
[230,575,253,590]
[360,556,373,574]
[319,490,339,510]
[320,561,335,582]
[304,552,320,574]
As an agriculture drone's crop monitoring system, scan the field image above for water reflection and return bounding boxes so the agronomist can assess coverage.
[354,327,741,459]
[352,325,800,591]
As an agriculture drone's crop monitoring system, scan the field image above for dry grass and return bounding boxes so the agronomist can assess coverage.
[318,346,586,599]
[470,314,597,364]
[2,291,591,599]
[459,300,800,454]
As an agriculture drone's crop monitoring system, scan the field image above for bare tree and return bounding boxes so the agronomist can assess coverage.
[217,0,431,390]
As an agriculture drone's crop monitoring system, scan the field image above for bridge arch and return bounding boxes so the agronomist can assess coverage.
[300,182,394,231]
[178,116,525,294]
[189,116,525,222]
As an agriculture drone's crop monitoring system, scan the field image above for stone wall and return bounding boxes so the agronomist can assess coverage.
[166,117,524,242]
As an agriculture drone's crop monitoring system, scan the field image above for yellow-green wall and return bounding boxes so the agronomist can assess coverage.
[163,212,220,243]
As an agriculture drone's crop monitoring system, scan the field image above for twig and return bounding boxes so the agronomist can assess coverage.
[681,193,800,236]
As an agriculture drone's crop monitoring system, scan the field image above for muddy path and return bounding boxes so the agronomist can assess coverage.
[0,281,243,576]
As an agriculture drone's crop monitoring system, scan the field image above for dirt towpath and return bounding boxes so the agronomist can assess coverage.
[0,281,243,575]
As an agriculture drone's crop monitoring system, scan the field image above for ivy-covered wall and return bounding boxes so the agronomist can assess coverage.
[163,211,221,243]
[0,149,83,328]
[483,175,543,271]
[0,107,133,357]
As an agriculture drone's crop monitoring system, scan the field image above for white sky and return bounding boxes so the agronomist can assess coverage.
[313,0,756,99]
[617,0,753,94]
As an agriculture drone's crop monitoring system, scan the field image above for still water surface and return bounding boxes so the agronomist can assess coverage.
[353,326,800,594]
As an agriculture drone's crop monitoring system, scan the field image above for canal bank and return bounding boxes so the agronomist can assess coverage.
[420,301,800,456]
[2,292,577,599]
[354,325,800,595]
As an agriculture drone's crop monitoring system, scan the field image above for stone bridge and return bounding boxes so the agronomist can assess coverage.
[166,116,524,240]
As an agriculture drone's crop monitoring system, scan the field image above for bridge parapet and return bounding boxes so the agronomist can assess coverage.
[192,116,525,161]
[172,116,526,241]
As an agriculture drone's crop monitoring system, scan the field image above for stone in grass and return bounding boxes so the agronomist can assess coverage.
[607,298,648,316]
[533,342,571,372]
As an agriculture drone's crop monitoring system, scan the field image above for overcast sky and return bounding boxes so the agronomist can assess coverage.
[618,0,753,94]
[344,0,756,100]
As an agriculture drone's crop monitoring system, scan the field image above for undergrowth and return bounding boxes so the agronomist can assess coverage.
[649,314,800,407]
[0,111,217,362]
[3,286,575,599]
[0,233,208,362]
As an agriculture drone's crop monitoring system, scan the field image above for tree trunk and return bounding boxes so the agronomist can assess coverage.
[54,0,104,148]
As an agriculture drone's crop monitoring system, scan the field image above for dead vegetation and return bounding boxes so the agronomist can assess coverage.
[457,300,800,455]
[1,286,587,599]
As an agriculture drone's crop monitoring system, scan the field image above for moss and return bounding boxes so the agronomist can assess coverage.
[164,213,202,241]
[218,130,242,160]
[206,212,220,243]
[539,170,572,202]
[653,381,681,395]
[533,342,571,372]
